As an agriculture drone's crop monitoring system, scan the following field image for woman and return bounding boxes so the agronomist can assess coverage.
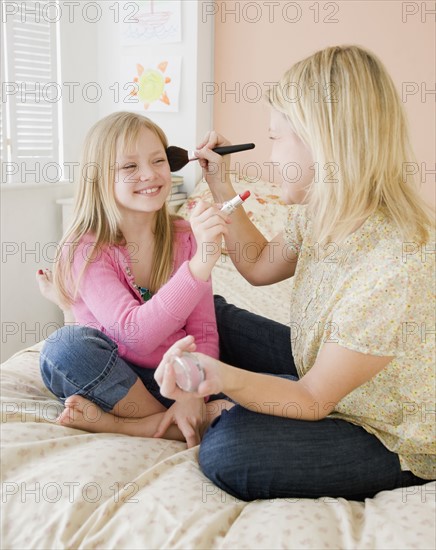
[154,45,435,501]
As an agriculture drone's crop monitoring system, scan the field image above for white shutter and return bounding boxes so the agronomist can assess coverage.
[1,0,61,184]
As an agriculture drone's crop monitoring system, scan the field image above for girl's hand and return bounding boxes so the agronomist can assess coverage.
[153,397,207,448]
[155,336,226,400]
[194,130,232,190]
[188,199,230,280]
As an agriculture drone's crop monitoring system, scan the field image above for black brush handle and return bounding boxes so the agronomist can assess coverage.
[212,143,255,155]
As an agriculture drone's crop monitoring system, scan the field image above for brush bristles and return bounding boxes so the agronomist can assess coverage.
[166,146,189,172]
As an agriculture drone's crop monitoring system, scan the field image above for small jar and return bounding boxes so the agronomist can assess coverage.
[172,352,205,392]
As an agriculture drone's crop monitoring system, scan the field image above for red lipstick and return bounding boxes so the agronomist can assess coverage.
[220,191,251,215]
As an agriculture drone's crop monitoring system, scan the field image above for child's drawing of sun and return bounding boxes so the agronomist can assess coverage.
[131,61,171,110]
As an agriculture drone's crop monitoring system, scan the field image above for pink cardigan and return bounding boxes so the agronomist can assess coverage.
[68,220,219,368]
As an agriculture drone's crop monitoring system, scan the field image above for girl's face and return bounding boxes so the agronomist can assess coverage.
[114,127,171,215]
[268,109,313,204]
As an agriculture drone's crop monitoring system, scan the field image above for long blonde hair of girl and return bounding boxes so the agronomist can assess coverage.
[266,45,434,247]
[55,111,177,305]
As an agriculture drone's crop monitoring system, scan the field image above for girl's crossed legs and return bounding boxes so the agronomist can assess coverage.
[40,325,230,443]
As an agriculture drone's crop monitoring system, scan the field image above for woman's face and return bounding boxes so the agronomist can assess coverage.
[114,127,172,215]
[268,109,313,204]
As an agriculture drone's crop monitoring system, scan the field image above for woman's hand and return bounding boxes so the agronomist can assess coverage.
[154,335,197,401]
[194,130,233,192]
[154,335,226,400]
[153,396,207,448]
[188,200,230,280]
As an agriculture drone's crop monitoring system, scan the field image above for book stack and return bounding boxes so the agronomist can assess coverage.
[167,175,187,210]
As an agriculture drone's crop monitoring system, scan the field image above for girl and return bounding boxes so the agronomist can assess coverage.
[154,46,435,500]
[39,111,232,448]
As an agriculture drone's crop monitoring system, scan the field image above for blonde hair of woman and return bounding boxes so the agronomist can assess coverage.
[266,45,434,248]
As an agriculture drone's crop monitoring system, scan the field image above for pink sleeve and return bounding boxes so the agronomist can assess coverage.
[71,241,212,359]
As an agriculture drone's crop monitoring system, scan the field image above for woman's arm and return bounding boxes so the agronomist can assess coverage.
[194,141,298,285]
[219,343,393,420]
[155,336,393,420]
[233,230,298,286]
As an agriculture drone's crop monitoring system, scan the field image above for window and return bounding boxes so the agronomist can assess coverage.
[1,0,62,185]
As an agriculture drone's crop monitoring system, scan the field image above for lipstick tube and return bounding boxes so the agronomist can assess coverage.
[220,190,251,215]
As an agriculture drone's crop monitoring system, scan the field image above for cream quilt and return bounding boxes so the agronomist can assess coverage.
[1,260,435,549]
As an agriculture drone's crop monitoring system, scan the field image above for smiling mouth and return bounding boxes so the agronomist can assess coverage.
[134,187,162,195]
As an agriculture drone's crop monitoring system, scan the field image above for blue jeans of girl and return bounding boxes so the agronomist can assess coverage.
[40,324,175,411]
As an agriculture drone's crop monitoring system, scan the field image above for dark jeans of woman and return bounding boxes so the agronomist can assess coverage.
[198,296,430,502]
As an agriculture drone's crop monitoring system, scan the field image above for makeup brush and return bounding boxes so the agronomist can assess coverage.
[166,143,255,172]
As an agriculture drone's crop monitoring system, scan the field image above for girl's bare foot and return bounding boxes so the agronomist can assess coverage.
[57,395,121,433]
[56,395,233,442]
[57,395,183,439]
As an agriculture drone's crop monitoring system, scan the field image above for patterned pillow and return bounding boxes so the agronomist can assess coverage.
[178,173,289,248]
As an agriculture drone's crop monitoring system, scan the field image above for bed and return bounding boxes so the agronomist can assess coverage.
[1,176,435,550]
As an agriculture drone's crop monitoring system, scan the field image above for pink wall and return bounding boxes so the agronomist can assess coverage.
[213,0,435,205]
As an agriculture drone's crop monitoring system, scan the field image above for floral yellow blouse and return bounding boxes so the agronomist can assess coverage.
[284,204,435,479]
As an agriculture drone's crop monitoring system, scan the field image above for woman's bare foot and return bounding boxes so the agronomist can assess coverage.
[36,268,75,323]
